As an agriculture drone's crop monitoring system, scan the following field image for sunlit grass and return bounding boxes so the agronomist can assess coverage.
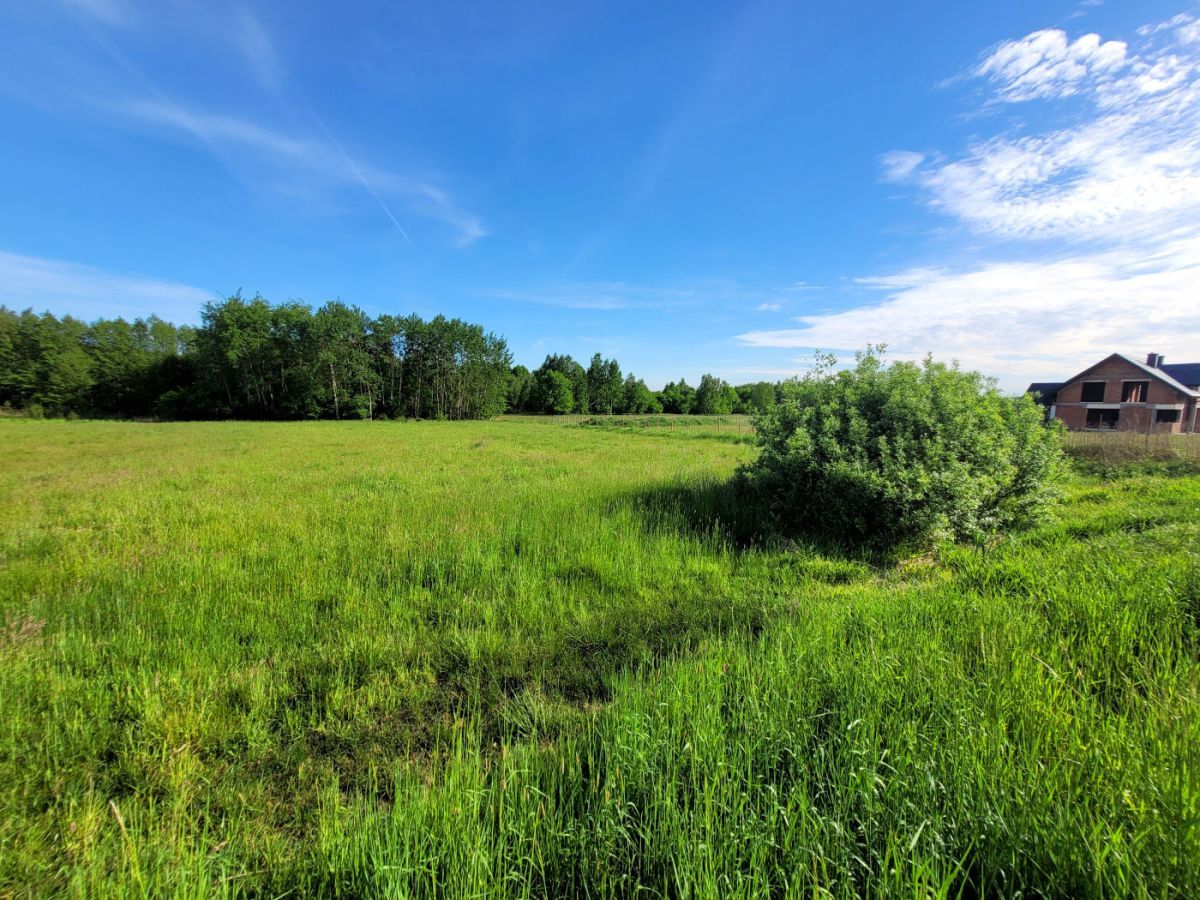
[1,418,1197,896]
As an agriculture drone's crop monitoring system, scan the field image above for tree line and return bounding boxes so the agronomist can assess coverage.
[0,296,511,420]
[507,354,779,416]
[0,296,782,420]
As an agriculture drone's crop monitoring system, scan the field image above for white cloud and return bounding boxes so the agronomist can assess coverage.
[888,15,1200,242]
[0,250,216,322]
[975,29,1127,102]
[119,99,486,246]
[880,150,926,183]
[737,234,1200,391]
[755,302,782,312]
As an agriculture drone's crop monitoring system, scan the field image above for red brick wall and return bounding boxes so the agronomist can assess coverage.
[1055,357,1183,405]
[1053,356,1193,433]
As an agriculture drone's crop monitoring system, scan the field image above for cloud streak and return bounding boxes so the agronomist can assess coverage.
[231,6,284,91]
[486,278,810,312]
[119,99,485,245]
[0,250,216,322]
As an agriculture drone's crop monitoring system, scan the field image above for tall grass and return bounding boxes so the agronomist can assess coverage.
[1,419,1197,896]
[1065,429,1200,476]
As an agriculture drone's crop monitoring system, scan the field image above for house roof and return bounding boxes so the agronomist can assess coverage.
[1025,382,1062,398]
[1056,355,1200,400]
[1111,354,1199,398]
[1162,362,1200,388]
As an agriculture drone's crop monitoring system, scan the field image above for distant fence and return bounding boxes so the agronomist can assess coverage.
[503,413,757,433]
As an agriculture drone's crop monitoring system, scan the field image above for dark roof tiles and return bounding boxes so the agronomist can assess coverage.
[1161,362,1200,388]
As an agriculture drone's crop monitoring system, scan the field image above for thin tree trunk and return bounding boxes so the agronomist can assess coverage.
[329,361,340,419]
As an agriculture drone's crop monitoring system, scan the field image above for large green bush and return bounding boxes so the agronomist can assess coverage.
[743,348,1064,549]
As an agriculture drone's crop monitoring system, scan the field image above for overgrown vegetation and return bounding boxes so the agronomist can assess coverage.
[743,349,1065,550]
[1065,429,1200,477]
[1,417,1196,896]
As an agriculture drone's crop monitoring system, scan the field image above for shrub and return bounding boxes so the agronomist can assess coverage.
[742,348,1064,549]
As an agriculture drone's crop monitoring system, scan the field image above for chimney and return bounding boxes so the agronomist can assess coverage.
[1146,352,1161,367]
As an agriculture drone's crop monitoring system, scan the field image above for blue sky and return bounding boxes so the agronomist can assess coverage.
[1,0,1198,390]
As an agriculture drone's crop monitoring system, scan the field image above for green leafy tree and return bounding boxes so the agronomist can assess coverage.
[586,353,624,414]
[735,381,777,414]
[0,308,93,413]
[312,302,376,418]
[622,374,661,413]
[0,297,512,421]
[535,355,588,413]
[507,365,534,413]
[743,347,1065,549]
[534,369,575,414]
[658,379,694,414]
[693,373,734,414]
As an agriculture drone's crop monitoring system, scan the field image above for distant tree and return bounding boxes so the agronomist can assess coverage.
[85,315,194,416]
[693,373,734,414]
[0,298,511,421]
[586,353,624,414]
[507,365,534,413]
[312,302,377,418]
[735,381,777,414]
[658,379,695,414]
[0,308,93,413]
[622,374,662,413]
[192,294,307,418]
[534,369,575,414]
[535,354,588,413]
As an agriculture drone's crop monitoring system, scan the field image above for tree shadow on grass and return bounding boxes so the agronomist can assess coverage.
[620,474,768,549]
[617,474,903,566]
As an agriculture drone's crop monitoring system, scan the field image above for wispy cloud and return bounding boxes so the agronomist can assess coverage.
[52,0,483,246]
[58,0,129,27]
[62,0,284,90]
[887,14,1200,241]
[486,278,813,312]
[231,6,283,91]
[880,150,926,183]
[484,282,696,311]
[0,249,216,322]
[118,99,485,245]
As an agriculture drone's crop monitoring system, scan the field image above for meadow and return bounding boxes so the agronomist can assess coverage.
[1,418,1197,897]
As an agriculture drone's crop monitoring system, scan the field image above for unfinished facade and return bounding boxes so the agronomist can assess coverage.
[1026,353,1200,434]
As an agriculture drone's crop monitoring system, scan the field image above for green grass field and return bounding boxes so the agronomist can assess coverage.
[1,419,1198,897]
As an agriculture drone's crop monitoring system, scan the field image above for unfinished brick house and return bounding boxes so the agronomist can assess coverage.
[1026,353,1200,434]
